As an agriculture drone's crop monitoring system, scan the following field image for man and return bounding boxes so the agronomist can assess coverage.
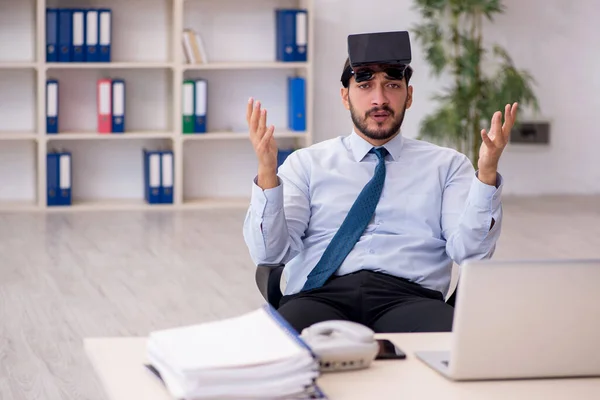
[242,34,517,334]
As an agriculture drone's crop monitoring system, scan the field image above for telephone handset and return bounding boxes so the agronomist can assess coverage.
[300,320,379,372]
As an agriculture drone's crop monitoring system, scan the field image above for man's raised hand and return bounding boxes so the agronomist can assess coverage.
[247,97,278,173]
[247,97,279,189]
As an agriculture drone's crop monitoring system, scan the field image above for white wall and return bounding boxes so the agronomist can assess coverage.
[0,0,598,203]
[312,0,600,196]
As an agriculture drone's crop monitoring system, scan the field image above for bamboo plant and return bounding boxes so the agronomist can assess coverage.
[412,0,540,168]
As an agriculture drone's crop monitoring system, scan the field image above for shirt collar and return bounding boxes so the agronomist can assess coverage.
[349,129,404,162]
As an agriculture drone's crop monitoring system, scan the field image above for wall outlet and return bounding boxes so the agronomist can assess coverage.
[510,122,550,144]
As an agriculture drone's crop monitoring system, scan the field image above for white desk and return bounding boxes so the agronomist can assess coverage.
[84,333,600,400]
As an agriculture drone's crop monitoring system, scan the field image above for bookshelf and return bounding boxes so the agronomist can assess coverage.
[0,0,313,211]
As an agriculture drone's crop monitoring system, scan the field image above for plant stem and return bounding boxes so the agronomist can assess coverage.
[471,8,483,169]
[451,8,461,153]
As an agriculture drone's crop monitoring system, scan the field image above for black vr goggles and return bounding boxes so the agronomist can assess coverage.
[341,31,413,88]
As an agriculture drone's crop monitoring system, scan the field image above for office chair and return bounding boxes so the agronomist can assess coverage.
[255,264,458,309]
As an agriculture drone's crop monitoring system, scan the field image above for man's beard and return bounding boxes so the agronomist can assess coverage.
[349,96,408,141]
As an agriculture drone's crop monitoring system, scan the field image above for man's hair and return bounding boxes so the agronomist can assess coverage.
[341,57,413,87]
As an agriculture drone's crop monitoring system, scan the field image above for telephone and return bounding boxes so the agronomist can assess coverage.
[300,320,379,373]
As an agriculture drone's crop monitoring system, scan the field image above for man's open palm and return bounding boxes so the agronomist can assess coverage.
[247,98,278,172]
[478,102,519,172]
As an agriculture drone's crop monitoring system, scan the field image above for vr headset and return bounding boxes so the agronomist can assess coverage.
[341,31,413,88]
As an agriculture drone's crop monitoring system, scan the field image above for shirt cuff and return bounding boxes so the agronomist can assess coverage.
[251,176,284,217]
[468,172,503,211]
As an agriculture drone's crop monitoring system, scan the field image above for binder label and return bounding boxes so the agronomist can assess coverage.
[99,82,111,114]
[73,12,85,46]
[113,82,124,116]
[87,11,98,45]
[149,154,160,188]
[59,154,71,189]
[162,153,173,188]
[195,80,207,115]
[183,83,194,116]
[100,12,111,45]
[47,82,58,117]
[296,12,307,47]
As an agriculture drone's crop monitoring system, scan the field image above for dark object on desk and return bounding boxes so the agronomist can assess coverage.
[145,364,163,383]
[255,264,457,309]
[376,339,406,360]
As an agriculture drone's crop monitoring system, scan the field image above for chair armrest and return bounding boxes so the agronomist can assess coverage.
[255,264,285,307]
[446,287,457,308]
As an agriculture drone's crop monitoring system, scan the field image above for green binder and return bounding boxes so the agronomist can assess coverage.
[182,80,195,134]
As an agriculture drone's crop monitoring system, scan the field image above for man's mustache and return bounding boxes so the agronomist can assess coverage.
[366,106,395,117]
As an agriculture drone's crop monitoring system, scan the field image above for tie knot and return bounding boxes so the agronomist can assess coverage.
[371,147,388,160]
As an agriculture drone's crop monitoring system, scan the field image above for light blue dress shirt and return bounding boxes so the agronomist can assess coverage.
[243,131,503,297]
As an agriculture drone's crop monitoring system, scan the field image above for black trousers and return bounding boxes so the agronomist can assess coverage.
[277,270,454,334]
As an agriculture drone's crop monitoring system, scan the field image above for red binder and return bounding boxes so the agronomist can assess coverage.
[97,78,112,133]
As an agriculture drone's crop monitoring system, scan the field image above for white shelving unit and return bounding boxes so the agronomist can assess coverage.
[0,0,313,211]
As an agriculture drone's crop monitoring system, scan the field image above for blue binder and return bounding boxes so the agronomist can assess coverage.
[46,8,59,62]
[71,9,87,62]
[160,150,174,204]
[275,9,308,62]
[277,148,295,169]
[46,79,59,134]
[112,79,125,133]
[98,9,112,62]
[194,79,207,133]
[143,149,162,204]
[58,9,72,62]
[47,151,72,206]
[47,153,59,206]
[85,9,100,62]
[287,77,306,131]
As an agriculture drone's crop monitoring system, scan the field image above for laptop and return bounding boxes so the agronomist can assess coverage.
[415,259,600,381]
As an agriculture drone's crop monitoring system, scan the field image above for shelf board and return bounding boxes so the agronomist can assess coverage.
[42,198,251,211]
[0,133,38,140]
[182,197,250,209]
[45,62,174,70]
[183,61,310,71]
[182,131,307,140]
[47,199,174,212]
[0,62,37,69]
[46,132,174,140]
[0,201,38,212]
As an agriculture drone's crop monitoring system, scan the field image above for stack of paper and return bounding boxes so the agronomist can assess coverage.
[146,305,325,399]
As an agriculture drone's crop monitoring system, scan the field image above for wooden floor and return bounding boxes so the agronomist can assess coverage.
[0,195,598,400]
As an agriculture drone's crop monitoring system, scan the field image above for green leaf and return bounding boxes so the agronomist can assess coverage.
[455,34,484,79]
[449,0,505,15]
[494,64,540,112]
[412,22,448,76]
[481,0,505,19]
[418,96,466,145]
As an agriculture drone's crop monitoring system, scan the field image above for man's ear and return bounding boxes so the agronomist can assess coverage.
[406,85,414,109]
[341,87,350,110]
